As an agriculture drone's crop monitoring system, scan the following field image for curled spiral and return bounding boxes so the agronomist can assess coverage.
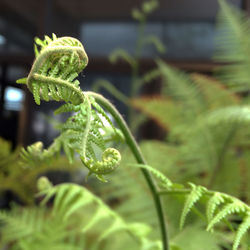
[80,148,121,175]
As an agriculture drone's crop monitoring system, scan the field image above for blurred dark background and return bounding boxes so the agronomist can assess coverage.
[0,0,246,148]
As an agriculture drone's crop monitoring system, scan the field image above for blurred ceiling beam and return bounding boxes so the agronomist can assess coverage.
[0,0,243,26]
[55,0,240,21]
[0,53,33,66]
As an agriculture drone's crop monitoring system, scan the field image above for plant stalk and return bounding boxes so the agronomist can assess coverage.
[88,91,169,250]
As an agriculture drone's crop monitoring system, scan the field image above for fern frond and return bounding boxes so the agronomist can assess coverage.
[180,183,205,229]
[190,73,239,109]
[0,207,47,243]
[54,103,79,115]
[0,206,86,250]
[199,105,250,126]
[207,200,246,232]
[39,180,161,249]
[206,193,225,222]
[80,148,121,177]
[53,100,122,179]
[160,180,250,249]
[233,213,250,250]
[157,60,204,119]
[19,141,49,166]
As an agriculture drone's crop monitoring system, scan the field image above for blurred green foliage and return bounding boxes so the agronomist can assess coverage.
[0,0,250,249]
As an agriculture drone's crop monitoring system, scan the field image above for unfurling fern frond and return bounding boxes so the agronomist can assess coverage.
[55,99,121,181]
[17,34,88,105]
[17,34,122,181]
[38,178,161,249]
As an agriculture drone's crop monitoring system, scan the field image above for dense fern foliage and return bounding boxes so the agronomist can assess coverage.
[126,1,250,248]
[0,177,161,250]
[0,137,83,204]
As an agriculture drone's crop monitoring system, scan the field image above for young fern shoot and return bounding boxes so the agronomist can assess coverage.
[17,34,170,250]
[17,34,121,182]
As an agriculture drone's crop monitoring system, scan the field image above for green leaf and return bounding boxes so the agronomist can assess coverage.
[16,77,27,84]
[233,214,250,250]
[180,183,205,229]
[207,201,246,232]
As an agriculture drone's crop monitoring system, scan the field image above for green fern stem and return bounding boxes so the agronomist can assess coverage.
[87,91,169,250]
[158,188,243,200]
[80,97,91,158]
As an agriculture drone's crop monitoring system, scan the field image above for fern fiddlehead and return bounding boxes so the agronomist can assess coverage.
[18,34,121,181]
[18,34,87,105]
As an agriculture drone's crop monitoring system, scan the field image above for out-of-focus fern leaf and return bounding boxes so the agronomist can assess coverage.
[157,60,205,119]
[214,0,250,92]
[131,96,183,131]
[171,223,221,250]
[109,49,137,68]
[191,73,239,109]
[143,35,166,53]
[0,206,85,250]
[0,136,83,204]
[0,137,20,169]
[40,181,161,249]
[199,105,250,126]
